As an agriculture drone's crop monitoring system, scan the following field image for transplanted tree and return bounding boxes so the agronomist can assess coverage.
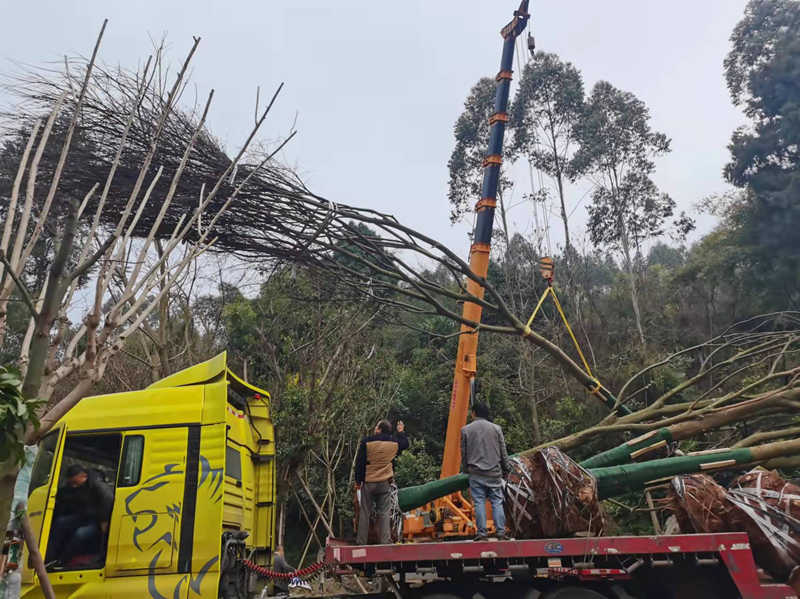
[571,81,693,347]
[511,52,585,258]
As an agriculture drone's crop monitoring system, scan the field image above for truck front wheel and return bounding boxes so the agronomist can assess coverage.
[542,587,608,599]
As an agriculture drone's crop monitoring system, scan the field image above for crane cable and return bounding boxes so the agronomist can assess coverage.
[513,6,607,404]
[514,21,552,258]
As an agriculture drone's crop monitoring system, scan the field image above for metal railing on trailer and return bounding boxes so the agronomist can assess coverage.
[326,533,797,599]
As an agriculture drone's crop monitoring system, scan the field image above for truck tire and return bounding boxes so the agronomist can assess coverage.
[542,587,608,599]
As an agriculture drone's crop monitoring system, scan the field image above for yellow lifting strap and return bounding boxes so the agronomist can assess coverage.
[524,284,595,380]
[525,285,552,330]
[550,288,594,379]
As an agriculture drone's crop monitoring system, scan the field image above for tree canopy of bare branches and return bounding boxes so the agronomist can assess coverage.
[0,23,295,537]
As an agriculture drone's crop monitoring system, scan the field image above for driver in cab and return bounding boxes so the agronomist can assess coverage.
[46,464,113,568]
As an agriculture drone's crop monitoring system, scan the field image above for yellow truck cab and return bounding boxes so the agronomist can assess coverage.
[21,352,276,598]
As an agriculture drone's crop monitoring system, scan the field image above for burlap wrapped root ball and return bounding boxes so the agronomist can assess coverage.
[504,447,606,539]
[669,470,800,583]
[726,470,800,582]
[667,474,729,534]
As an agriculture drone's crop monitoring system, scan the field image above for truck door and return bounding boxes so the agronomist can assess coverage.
[43,431,122,569]
[25,428,64,564]
[105,427,188,576]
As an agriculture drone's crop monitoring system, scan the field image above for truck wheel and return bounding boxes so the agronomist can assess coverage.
[542,587,608,599]
[420,593,463,599]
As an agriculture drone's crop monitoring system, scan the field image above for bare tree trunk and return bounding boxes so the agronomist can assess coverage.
[555,172,571,257]
[529,390,541,445]
[532,386,800,455]
[29,378,93,443]
[278,500,286,546]
[521,347,541,444]
[22,197,81,400]
[497,192,511,255]
[616,202,645,348]
[0,460,19,541]
[627,266,646,348]
[21,512,55,599]
[156,240,170,380]
[296,470,335,538]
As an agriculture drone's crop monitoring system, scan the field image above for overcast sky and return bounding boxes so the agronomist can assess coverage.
[1,0,748,260]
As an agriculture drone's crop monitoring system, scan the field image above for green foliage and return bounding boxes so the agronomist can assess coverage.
[394,439,440,487]
[0,365,44,465]
[511,52,584,176]
[539,396,594,447]
[572,81,693,254]
[447,78,505,223]
[647,243,685,270]
[723,0,800,297]
[602,494,656,536]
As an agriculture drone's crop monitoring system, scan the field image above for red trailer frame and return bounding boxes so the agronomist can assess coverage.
[326,533,797,599]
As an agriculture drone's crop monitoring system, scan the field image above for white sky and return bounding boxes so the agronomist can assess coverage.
[1,0,748,261]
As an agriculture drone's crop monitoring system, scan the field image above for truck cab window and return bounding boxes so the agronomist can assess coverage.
[117,435,144,487]
[45,433,121,571]
[226,445,242,482]
[28,431,59,495]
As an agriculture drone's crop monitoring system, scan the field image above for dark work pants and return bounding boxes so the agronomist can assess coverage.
[357,480,391,545]
[47,514,100,565]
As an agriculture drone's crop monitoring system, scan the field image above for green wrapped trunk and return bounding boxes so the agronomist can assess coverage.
[397,473,469,512]
[579,428,674,469]
[591,447,754,498]
[397,443,788,512]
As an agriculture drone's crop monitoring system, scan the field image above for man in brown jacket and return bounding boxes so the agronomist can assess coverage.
[355,419,408,544]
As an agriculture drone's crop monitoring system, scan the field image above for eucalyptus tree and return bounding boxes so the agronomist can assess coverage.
[447,77,513,232]
[723,0,800,299]
[571,81,692,347]
[511,52,585,258]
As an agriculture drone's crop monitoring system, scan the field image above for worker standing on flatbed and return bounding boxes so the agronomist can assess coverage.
[461,402,510,541]
[355,419,408,544]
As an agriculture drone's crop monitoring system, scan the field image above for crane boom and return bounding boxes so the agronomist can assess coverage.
[440,1,531,479]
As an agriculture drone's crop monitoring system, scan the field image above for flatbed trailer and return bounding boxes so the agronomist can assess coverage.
[326,533,798,599]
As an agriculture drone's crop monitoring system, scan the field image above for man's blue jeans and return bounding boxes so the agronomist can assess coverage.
[469,476,505,536]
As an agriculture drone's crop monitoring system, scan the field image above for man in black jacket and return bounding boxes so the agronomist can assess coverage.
[46,464,114,567]
[355,420,408,545]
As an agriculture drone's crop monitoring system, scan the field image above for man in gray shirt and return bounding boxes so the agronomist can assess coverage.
[460,402,510,541]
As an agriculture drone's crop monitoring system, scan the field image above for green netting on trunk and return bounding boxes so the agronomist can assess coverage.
[592,447,754,499]
[397,473,469,512]
[580,428,674,469]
